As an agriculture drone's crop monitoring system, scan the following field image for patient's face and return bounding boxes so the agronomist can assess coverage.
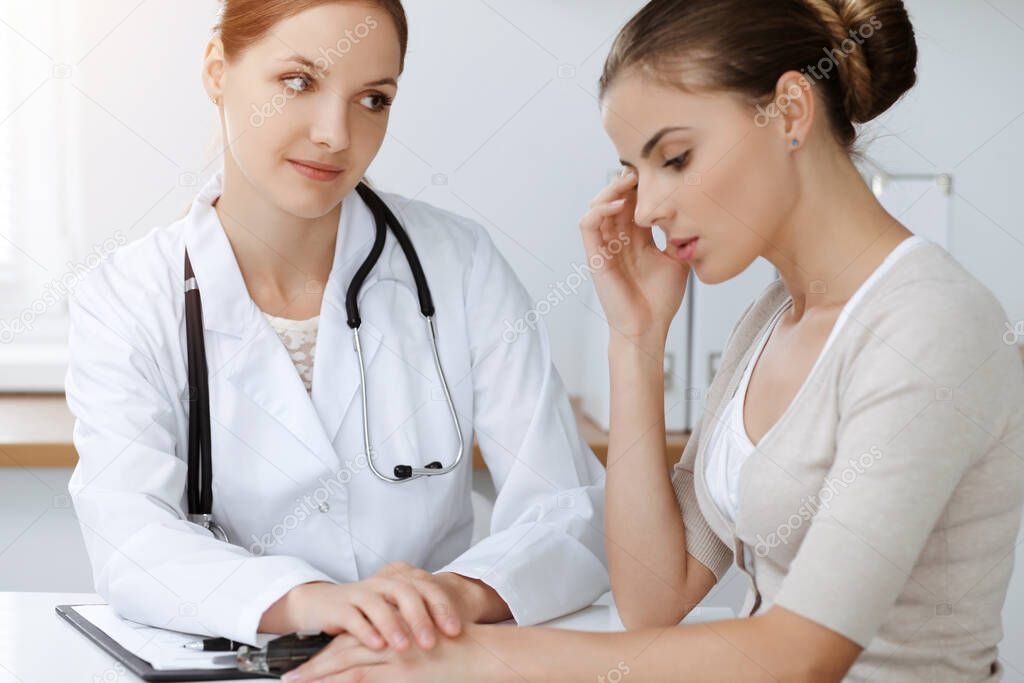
[601,71,802,285]
[210,2,401,219]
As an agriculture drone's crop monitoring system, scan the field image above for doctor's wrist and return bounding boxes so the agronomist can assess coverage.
[435,572,510,624]
[259,580,333,634]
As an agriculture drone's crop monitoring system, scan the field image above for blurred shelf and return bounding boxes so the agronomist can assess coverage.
[0,394,76,467]
[5,340,1024,470]
[0,395,689,471]
[7,337,1024,470]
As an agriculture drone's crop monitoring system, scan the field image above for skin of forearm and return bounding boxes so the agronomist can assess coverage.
[604,334,691,627]
[257,595,291,634]
[258,580,332,634]
[435,572,512,623]
[472,611,833,683]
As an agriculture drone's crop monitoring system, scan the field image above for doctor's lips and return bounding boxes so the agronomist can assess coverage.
[288,158,345,182]
[669,235,700,263]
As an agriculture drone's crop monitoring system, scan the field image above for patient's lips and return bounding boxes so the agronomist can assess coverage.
[669,236,699,263]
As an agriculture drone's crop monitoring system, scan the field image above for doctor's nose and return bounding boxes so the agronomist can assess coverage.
[309,99,352,153]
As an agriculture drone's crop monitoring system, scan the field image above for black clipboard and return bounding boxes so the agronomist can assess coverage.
[55,605,276,681]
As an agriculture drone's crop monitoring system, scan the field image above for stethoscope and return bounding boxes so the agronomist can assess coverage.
[183,182,465,541]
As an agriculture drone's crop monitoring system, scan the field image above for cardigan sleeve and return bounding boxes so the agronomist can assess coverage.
[671,418,734,581]
[772,280,1023,648]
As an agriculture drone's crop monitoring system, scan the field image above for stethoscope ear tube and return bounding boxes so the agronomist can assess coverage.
[351,183,435,323]
[347,184,389,329]
[184,250,214,519]
[371,191,436,318]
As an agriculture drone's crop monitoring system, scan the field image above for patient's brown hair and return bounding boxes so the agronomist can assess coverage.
[600,0,918,151]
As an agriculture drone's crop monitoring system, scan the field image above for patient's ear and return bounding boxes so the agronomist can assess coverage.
[772,71,816,151]
[201,36,227,103]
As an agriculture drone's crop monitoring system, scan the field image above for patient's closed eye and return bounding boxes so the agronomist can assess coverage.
[663,150,691,170]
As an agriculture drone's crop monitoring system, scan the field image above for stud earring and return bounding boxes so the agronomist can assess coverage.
[211,95,220,106]
[791,139,799,147]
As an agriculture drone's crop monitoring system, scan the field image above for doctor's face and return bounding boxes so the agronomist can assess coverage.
[211,3,402,218]
[601,72,800,284]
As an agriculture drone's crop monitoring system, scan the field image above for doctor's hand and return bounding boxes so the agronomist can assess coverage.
[579,170,690,348]
[279,563,469,653]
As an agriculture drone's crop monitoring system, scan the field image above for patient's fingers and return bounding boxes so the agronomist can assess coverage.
[282,633,387,683]
[589,169,638,208]
[580,201,627,257]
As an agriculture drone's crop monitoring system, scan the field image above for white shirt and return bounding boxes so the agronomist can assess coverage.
[262,312,320,394]
[703,235,928,525]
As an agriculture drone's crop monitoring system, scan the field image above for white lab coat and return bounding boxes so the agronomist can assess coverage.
[66,169,608,645]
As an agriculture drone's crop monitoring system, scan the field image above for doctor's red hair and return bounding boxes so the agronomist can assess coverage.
[213,0,409,71]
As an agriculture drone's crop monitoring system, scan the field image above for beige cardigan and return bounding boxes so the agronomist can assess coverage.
[671,241,1024,681]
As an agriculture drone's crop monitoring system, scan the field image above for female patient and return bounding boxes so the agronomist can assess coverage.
[286,0,1024,681]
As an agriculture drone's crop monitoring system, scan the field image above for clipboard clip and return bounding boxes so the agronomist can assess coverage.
[233,631,334,676]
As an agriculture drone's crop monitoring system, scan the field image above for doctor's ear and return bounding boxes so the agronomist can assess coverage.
[201,36,228,106]
[768,71,815,151]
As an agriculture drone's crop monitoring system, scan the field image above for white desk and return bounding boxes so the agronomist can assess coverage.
[0,592,733,682]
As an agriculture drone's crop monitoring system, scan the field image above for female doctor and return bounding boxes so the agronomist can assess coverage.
[65,0,607,653]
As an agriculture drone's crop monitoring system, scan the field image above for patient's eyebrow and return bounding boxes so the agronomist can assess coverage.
[641,126,692,158]
[621,126,694,166]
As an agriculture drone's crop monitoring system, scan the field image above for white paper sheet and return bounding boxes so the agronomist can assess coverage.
[72,604,277,671]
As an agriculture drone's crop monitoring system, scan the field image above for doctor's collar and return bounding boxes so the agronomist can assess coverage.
[196,168,226,207]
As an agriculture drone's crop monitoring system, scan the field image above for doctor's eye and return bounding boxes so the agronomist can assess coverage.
[282,73,315,94]
[663,150,692,171]
[359,92,394,113]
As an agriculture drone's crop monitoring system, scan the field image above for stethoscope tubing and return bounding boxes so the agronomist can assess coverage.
[184,255,227,542]
[183,182,463,539]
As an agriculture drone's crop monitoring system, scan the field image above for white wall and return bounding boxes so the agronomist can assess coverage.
[857,1,1024,330]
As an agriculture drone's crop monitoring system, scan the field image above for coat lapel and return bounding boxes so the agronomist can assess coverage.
[311,185,383,447]
[312,295,383,449]
[181,171,380,469]
[224,322,337,466]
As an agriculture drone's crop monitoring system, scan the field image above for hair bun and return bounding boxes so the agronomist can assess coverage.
[803,0,918,124]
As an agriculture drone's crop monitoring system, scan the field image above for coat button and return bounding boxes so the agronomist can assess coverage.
[318,502,330,513]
